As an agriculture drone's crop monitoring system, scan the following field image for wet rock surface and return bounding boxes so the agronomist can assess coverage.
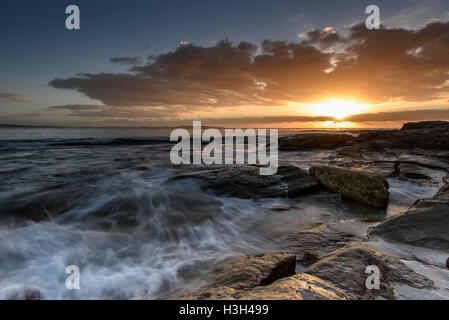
[309,166,390,208]
[3,121,449,300]
[181,243,436,300]
[203,253,297,290]
[371,184,449,250]
[2,286,41,300]
[353,121,449,151]
[179,122,449,300]
[395,163,432,182]
[276,223,357,260]
[304,243,435,300]
[279,133,355,151]
[171,165,320,199]
[181,273,350,300]
[180,254,349,300]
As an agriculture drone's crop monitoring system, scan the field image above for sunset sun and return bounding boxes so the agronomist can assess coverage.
[310,98,367,119]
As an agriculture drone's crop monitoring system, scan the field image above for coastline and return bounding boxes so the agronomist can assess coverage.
[0,121,448,299]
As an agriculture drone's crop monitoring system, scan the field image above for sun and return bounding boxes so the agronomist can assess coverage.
[310,98,367,119]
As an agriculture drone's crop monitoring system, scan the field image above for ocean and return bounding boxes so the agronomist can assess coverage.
[0,127,443,299]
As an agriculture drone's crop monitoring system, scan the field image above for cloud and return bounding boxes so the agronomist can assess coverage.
[46,104,449,127]
[47,104,170,119]
[49,21,449,117]
[0,90,28,103]
[384,0,442,29]
[109,57,142,65]
[204,115,336,125]
[203,109,449,126]
[0,112,38,120]
[345,108,449,122]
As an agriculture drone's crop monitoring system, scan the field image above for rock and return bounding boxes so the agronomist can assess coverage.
[3,286,42,300]
[309,166,389,208]
[171,165,320,199]
[390,162,447,187]
[446,257,449,269]
[305,243,434,300]
[203,253,296,290]
[329,149,398,177]
[276,223,356,260]
[396,163,431,181]
[0,190,69,224]
[279,133,354,151]
[299,251,320,267]
[401,121,449,131]
[181,273,350,300]
[370,184,449,250]
[265,202,291,211]
[354,122,449,151]
[362,217,384,223]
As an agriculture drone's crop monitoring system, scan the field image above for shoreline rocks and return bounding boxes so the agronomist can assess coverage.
[279,133,354,151]
[401,121,449,131]
[353,121,449,151]
[181,273,350,300]
[180,253,349,300]
[203,253,297,290]
[181,243,436,300]
[276,223,357,260]
[309,166,389,208]
[370,184,449,250]
[171,165,320,199]
[304,243,434,300]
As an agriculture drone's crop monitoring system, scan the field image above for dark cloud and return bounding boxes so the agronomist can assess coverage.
[0,90,28,103]
[218,109,449,125]
[345,108,449,122]
[46,104,449,126]
[47,104,169,119]
[205,115,336,125]
[0,112,38,119]
[109,57,142,65]
[49,21,449,115]
[48,104,105,112]
[303,27,342,48]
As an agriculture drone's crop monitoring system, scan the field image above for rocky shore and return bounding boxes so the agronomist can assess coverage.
[2,121,448,300]
[179,121,449,300]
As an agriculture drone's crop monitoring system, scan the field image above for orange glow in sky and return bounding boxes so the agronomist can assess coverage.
[308,98,369,119]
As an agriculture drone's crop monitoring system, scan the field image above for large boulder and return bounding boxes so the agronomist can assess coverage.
[279,133,354,151]
[370,184,449,250]
[305,243,434,300]
[309,166,389,208]
[171,165,320,199]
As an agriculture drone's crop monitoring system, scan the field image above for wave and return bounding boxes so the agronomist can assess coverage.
[0,171,274,299]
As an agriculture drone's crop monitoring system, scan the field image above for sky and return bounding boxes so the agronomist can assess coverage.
[1,0,449,128]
